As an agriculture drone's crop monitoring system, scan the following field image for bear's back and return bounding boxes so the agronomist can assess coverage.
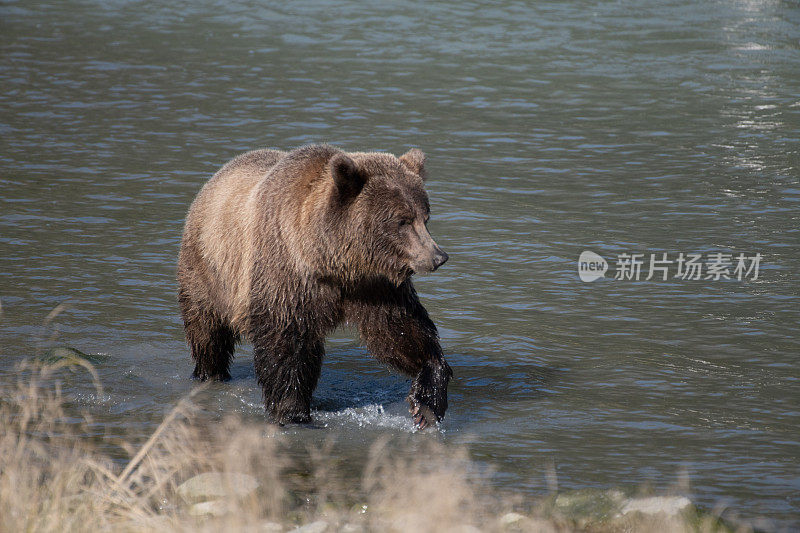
[188,148,288,247]
[182,148,287,328]
[207,148,287,194]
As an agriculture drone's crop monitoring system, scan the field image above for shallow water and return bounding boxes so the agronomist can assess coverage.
[1,0,799,528]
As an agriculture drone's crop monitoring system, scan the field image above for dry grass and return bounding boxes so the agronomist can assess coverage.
[0,359,742,533]
[0,359,497,532]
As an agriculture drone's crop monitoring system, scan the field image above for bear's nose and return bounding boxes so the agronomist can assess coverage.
[432,249,449,270]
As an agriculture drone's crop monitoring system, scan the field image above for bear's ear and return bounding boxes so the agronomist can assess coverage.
[399,148,426,178]
[331,153,366,200]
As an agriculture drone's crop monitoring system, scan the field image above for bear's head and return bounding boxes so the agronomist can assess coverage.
[325,148,448,286]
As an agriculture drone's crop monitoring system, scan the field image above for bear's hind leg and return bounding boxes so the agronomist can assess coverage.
[181,303,238,382]
[253,333,324,425]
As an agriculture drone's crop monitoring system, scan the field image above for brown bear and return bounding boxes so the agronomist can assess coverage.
[177,144,452,429]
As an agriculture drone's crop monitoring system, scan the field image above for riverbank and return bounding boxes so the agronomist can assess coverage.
[0,360,746,532]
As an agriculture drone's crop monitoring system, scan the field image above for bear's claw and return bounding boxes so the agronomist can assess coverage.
[408,399,437,430]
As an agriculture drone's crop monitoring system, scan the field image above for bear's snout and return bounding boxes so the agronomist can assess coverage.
[412,243,448,273]
[432,247,448,270]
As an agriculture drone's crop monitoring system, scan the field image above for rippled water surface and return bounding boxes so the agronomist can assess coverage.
[2,0,799,528]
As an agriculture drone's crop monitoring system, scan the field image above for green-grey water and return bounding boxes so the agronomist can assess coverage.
[1,0,799,528]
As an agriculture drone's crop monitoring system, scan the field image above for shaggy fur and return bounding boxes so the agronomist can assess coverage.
[177,144,451,427]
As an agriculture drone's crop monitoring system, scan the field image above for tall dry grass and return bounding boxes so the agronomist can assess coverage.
[0,359,505,532]
[0,358,741,533]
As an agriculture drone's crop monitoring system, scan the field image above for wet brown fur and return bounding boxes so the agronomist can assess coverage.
[177,145,451,425]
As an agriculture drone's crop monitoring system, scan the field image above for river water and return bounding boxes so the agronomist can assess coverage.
[1,0,798,528]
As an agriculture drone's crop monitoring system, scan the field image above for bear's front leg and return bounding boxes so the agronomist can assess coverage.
[346,279,453,429]
[252,327,324,425]
[407,358,452,430]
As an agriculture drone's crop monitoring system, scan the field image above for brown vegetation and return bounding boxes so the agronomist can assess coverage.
[0,360,740,532]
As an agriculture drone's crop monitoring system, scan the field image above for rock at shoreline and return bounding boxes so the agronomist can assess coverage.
[500,512,527,526]
[551,489,627,522]
[43,346,109,365]
[543,489,706,530]
[620,496,692,516]
[188,499,229,517]
[499,512,557,532]
[289,521,328,533]
[177,472,260,504]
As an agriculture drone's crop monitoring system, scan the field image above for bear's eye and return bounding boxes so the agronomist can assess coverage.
[398,217,413,228]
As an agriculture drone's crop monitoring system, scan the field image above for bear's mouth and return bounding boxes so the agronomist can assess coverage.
[390,266,414,286]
